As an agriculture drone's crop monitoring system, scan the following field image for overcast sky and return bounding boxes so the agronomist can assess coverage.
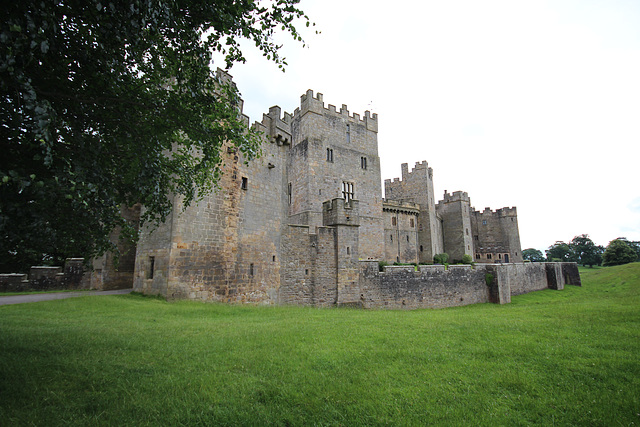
[219,0,640,252]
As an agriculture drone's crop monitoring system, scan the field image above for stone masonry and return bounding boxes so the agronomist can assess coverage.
[125,70,571,309]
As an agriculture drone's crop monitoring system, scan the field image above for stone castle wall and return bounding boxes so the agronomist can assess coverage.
[470,207,523,264]
[290,90,383,260]
[436,191,474,262]
[385,161,442,262]
[357,262,580,310]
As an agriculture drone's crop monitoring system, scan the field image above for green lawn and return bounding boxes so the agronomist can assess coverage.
[1,264,639,426]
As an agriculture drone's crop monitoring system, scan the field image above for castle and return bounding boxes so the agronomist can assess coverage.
[122,72,577,309]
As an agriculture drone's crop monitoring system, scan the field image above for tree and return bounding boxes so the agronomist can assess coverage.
[0,0,312,272]
[545,241,571,262]
[569,234,603,267]
[616,238,640,262]
[602,239,637,267]
[522,248,545,262]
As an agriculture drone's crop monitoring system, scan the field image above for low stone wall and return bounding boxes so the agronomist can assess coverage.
[359,262,491,309]
[356,262,580,310]
[0,259,90,292]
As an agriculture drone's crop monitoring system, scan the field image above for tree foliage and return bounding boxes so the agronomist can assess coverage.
[522,248,545,262]
[569,234,603,267]
[545,241,571,262]
[0,0,312,272]
[602,239,637,267]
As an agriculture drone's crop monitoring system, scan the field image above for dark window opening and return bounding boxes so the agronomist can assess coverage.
[326,148,333,162]
[406,235,409,242]
[147,257,155,279]
[361,156,367,169]
[482,220,487,225]
[288,183,292,205]
[346,247,350,255]
[487,254,492,260]
[249,263,254,276]
[475,254,480,260]
[346,124,351,143]
[391,217,396,226]
[420,245,424,252]
[241,177,248,190]
[410,218,414,227]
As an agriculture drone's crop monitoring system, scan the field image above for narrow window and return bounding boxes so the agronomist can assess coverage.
[487,254,492,260]
[249,263,254,276]
[272,255,276,262]
[498,254,502,259]
[420,245,424,252]
[147,256,155,279]
[361,156,367,169]
[475,254,480,259]
[406,235,409,242]
[341,181,354,202]
[466,228,469,235]
[391,217,396,226]
[326,148,333,162]
[288,183,292,205]
[241,177,248,190]
[346,247,350,255]
[410,218,414,228]
[346,124,351,143]
[474,235,479,241]
[390,235,393,242]
[305,269,309,275]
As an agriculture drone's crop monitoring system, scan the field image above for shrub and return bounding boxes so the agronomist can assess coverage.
[462,254,473,265]
[433,253,449,264]
[378,261,388,272]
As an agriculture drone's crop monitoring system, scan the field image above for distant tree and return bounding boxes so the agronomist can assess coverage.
[461,254,473,264]
[602,239,637,267]
[569,234,603,267]
[616,238,640,262]
[546,241,572,262]
[0,0,313,272]
[522,248,545,262]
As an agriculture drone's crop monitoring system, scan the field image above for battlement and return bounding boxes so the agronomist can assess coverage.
[382,199,420,214]
[473,206,518,217]
[258,105,292,145]
[295,89,378,132]
[439,190,470,203]
[322,198,360,226]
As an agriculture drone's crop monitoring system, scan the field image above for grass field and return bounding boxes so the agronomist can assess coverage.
[1,264,638,426]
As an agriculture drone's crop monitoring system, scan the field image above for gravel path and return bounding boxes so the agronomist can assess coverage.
[0,289,133,306]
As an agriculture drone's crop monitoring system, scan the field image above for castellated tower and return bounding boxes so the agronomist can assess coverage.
[384,161,442,263]
[133,98,292,301]
[436,191,474,262]
[470,207,523,263]
[288,90,383,260]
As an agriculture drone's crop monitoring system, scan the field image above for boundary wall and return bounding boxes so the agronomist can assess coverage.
[356,261,580,309]
[0,259,89,292]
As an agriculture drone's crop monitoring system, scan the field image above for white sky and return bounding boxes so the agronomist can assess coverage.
[219,0,640,252]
